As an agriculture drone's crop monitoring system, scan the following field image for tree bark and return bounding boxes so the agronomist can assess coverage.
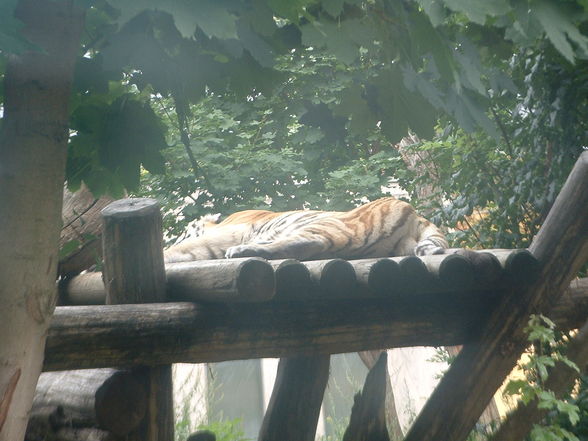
[0,2,84,440]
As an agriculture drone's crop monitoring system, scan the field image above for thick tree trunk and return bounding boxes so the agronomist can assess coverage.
[0,1,84,440]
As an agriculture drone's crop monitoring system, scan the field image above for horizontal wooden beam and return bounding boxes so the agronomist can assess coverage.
[43,278,587,372]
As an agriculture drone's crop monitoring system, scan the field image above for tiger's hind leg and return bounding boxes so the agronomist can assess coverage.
[414,238,445,256]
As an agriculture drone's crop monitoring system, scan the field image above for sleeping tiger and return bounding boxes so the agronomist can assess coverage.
[164,197,447,263]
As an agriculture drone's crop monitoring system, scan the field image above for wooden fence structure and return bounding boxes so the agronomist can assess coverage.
[30,151,588,441]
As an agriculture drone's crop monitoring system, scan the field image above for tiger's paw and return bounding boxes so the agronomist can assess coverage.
[225,244,272,259]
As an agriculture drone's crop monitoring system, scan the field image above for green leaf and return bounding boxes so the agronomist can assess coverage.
[415,0,447,27]
[322,0,345,18]
[455,37,486,96]
[333,85,377,134]
[237,20,275,67]
[301,21,363,64]
[533,0,588,63]
[0,0,40,54]
[59,239,81,260]
[441,0,511,25]
[190,0,238,40]
[115,0,237,39]
[266,0,314,23]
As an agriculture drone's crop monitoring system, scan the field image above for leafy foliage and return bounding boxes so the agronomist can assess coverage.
[3,0,587,204]
[502,315,582,441]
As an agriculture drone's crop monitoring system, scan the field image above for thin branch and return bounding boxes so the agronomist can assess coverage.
[490,106,514,157]
[172,94,214,193]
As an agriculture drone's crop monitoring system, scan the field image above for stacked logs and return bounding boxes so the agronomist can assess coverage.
[59,248,540,305]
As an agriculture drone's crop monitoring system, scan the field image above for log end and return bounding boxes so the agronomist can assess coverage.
[318,259,357,298]
[398,255,432,293]
[368,259,401,296]
[101,198,160,219]
[235,258,276,302]
[505,249,541,284]
[274,260,312,300]
[439,254,475,291]
[95,370,147,435]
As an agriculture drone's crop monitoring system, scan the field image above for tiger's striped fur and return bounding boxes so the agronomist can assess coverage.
[164,197,447,263]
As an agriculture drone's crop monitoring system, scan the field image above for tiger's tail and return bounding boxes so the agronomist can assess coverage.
[414,217,448,256]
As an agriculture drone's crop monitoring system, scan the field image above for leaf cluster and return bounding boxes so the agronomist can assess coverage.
[503,315,582,441]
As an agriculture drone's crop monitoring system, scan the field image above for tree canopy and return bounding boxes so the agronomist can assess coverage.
[2,0,587,243]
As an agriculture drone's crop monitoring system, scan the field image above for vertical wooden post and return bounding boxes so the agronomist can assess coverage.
[101,198,174,441]
[258,355,330,441]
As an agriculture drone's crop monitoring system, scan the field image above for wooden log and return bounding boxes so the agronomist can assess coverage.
[27,369,146,438]
[258,355,330,441]
[357,350,404,440]
[59,258,276,305]
[342,352,390,441]
[271,259,313,300]
[303,259,358,298]
[102,198,167,304]
[59,272,104,305]
[59,249,531,305]
[167,258,275,302]
[26,426,111,441]
[491,316,588,441]
[352,258,401,297]
[396,255,435,294]
[459,250,502,286]
[187,430,216,441]
[403,151,588,441]
[101,198,174,441]
[419,253,475,291]
[549,277,588,329]
[42,278,587,371]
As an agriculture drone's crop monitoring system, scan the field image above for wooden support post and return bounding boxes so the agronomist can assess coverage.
[342,352,390,441]
[258,355,330,441]
[403,151,588,441]
[101,198,174,441]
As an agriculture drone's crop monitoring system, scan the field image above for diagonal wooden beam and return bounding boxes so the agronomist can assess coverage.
[403,151,588,441]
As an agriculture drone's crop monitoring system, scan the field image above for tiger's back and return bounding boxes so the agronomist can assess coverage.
[164,197,447,263]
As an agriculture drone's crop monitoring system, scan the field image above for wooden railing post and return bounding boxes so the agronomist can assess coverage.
[101,198,174,441]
